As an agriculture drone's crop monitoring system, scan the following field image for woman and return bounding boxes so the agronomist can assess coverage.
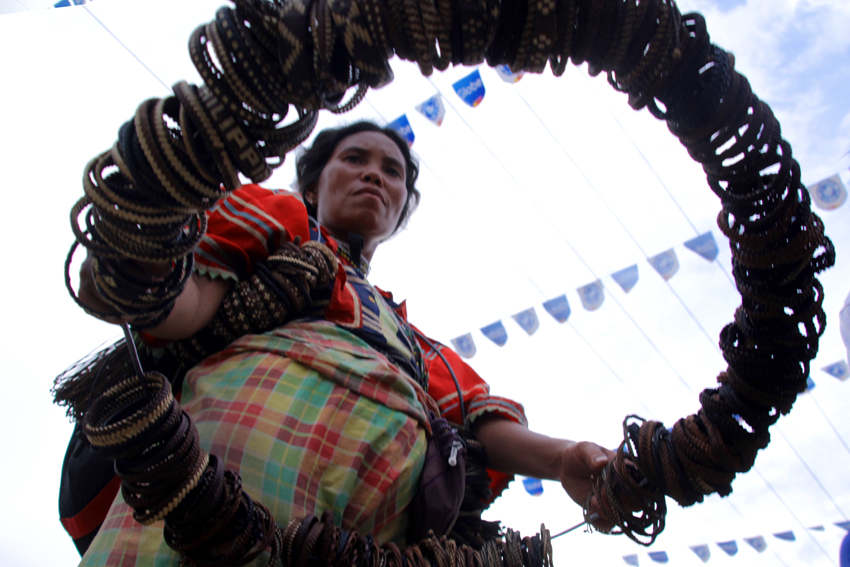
[73,121,614,566]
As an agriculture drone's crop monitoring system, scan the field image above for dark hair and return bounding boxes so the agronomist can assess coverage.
[295,121,421,236]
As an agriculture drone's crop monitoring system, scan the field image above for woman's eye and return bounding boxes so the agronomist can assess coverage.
[343,155,360,163]
[386,167,402,178]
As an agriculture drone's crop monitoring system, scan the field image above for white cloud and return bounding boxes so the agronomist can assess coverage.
[678,0,850,180]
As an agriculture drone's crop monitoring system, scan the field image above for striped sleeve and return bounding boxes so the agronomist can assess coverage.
[194,184,311,280]
[420,338,527,429]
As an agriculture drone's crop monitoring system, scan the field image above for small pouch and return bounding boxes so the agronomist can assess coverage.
[406,411,467,542]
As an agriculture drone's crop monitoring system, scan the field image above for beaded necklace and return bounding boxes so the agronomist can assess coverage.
[335,240,371,276]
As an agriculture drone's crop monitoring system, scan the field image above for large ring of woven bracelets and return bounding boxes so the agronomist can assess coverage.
[580,10,831,547]
[70,0,836,555]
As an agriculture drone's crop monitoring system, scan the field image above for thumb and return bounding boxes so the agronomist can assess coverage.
[576,441,610,472]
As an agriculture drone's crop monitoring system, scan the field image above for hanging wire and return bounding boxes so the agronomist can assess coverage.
[417,72,846,560]
[572,68,734,286]
[807,394,850,456]
[372,84,845,561]
[84,6,171,93]
[529,74,850,513]
[365,97,655,418]
[568,69,850,460]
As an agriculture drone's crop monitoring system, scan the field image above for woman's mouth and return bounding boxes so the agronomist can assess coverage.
[354,188,386,206]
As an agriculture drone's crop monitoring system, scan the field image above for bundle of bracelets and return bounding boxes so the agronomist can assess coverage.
[64,0,835,562]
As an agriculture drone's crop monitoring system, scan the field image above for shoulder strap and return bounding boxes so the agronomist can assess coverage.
[413,329,467,425]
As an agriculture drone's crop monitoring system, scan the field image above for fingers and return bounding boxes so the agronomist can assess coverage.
[77,254,126,324]
[575,441,615,473]
[585,494,616,533]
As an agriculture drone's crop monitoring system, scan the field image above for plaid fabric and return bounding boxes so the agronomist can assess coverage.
[193,185,528,502]
[81,320,429,566]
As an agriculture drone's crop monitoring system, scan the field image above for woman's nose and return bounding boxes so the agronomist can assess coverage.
[361,168,383,186]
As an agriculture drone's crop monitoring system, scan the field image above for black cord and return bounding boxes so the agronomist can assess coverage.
[413,329,467,425]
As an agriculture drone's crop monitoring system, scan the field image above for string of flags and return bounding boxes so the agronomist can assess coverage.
[449,232,720,358]
[444,226,848,386]
[378,63,850,376]
[448,239,848,391]
[521,476,850,564]
[387,64,848,368]
[382,64,849,216]
[617,522,850,564]
[384,65,523,146]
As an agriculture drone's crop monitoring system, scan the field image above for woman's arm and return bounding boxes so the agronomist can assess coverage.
[78,254,232,340]
[473,414,616,527]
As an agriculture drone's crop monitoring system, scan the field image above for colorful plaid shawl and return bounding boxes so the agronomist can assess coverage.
[80,321,429,566]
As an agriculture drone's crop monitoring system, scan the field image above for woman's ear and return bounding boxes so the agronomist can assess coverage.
[302,186,317,207]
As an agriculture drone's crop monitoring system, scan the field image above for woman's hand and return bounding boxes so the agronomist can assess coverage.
[76,252,232,340]
[555,441,617,531]
[77,253,120,319]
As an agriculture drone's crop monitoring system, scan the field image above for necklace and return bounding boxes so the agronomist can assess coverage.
[335,240,371,276]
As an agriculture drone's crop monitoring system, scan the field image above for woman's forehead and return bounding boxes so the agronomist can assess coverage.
[333,131,404,163]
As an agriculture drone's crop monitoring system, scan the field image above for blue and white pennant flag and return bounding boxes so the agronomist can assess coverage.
[415,94,446,126]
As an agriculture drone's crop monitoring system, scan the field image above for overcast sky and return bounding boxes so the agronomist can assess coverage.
[0,1,848,566]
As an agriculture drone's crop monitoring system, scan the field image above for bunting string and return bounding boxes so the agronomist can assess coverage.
[616,521,850,564]
[63,0,837,562]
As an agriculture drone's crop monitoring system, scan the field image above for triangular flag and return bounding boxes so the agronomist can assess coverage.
[415,94,446,126]
[511,308,540,336]
[684,232,720,261]
[689,545,710,563]
[774,531,796,541]
[822,360,849,381]
[611,265,639,293]
[494,64,524,83]
[836,521,850,531]
[622,555,639,566]
[480,321,508,347]
[717,540,738,556]
[387,114,415,146]
[648,249,680,280]
[577,281,605,311]
[450,333,477,359]
[542,295,571,323]
[809,174,847,210]
[744,536,767,553]
[522,477,543,496]
[648,551,668,563]
[453,69,486,107]
[801,376,816,393]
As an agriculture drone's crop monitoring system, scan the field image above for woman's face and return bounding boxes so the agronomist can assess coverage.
[308,131,408,257]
